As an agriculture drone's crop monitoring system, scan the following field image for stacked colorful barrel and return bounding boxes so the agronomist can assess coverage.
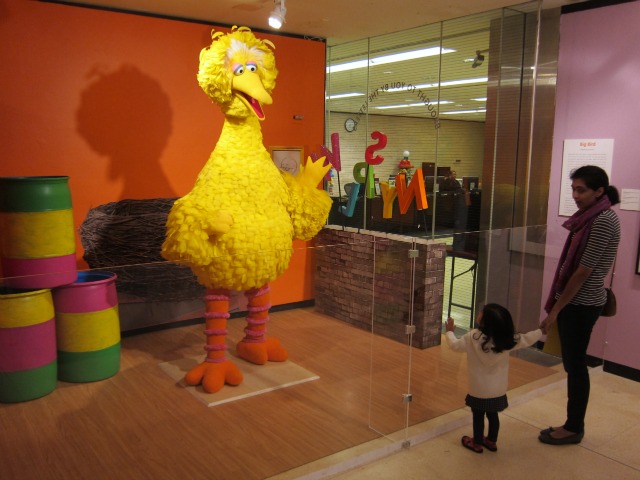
[0,288,58,403]
[0,177,122,402]
[53,271,121,383]
[0,176,77,289]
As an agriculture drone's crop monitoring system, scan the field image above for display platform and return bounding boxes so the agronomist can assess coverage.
[159,353,319,407]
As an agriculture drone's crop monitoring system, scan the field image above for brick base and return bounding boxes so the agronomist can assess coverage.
[314,226,446,349]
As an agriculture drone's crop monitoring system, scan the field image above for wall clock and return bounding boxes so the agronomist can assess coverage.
[344,118,357,132]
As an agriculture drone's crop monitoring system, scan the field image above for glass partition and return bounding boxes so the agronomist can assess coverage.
[323,0,583,451]
[325,2,547,243]
[368,237,416,438]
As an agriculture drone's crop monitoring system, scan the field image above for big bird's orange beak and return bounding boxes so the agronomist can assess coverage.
[232,72,272,121]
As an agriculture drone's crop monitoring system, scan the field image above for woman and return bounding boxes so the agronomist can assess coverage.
[540,165,620,445]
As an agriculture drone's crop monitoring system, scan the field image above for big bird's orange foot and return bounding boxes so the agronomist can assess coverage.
[184,360,243,393]
[236,337,288,365]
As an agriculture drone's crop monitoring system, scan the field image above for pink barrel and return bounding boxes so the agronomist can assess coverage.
[52,271,120,382]
[0,176,77,288]
[0,287,57,402]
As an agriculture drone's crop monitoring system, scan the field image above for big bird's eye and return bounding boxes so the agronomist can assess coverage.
[233,64,245,76]
[246,62,258,72]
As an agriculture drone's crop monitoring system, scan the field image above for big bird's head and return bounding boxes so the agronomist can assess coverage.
[197,26,277,120]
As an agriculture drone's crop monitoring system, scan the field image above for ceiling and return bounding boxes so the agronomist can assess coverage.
[59,0,585,46]
[58,0,586,122]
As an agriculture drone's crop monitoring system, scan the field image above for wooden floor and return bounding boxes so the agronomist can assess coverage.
[0,308,555,480]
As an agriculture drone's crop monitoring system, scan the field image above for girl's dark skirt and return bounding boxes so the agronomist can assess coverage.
[465,394,508,412]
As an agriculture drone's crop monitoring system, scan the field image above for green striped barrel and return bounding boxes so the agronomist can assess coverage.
[52,271,120,383]
[0,176,77,289]
[0,287,57,403]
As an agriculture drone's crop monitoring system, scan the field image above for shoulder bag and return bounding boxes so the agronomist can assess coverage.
[601,256,617,317]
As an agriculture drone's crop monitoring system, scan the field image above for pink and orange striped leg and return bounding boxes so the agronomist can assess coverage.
[184,289,243,393]
[236,284,288,365]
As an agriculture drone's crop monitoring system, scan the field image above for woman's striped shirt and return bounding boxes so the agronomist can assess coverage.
[570,209,620,306]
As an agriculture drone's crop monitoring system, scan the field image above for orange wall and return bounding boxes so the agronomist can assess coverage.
[0,0,326,305]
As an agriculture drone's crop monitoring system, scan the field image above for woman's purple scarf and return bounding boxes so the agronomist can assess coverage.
[544,195,611,313]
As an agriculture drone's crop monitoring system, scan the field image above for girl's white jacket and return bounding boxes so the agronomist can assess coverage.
[445,328,543,399]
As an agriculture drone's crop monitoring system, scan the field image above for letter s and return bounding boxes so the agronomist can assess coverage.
[365,131,388,166]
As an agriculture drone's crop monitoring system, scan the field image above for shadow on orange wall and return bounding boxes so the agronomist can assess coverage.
[76,64,176,199]
[0,0,327,308]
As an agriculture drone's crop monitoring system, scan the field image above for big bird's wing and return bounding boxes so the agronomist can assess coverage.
[282,155,332,241]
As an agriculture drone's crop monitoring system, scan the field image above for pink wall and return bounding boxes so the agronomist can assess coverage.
[542,1,640,370]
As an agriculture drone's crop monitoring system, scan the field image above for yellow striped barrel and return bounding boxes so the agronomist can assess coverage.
[0,176,77,288]
[52,271,120,382]
[0,288,57,402]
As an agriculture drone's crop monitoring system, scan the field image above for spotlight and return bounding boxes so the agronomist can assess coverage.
[268,0,286,29]
[472,50,485,68]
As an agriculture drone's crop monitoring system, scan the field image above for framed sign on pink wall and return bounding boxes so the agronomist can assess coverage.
[636,237,640,275]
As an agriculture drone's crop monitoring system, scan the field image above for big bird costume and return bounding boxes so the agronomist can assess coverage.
[161,27,331,393]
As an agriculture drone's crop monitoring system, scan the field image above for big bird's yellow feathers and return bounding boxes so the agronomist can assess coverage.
[162,27,331,291]
[161,28,330,393]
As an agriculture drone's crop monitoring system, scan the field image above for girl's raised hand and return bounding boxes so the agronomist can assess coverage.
[445,317,455,332]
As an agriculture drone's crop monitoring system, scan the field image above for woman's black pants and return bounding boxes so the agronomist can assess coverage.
[557,303,601,434]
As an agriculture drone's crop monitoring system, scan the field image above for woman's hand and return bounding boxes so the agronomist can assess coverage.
[541,311,558,334]
[542,264,593,334]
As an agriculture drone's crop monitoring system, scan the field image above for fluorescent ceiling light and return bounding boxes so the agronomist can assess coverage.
[440,109,486,115]
[371,47,455,65]
[426,77,488,88]
[374,100,452,109]
[327,47,455,73]
[383,77,487,93]
[328,59,368,72]
[472,97,487,102]
[326,92,365,100]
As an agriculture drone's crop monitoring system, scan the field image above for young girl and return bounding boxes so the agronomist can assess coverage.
[445,304,542,453]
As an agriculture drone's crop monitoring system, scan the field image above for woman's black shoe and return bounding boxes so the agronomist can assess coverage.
[538,430,584,445]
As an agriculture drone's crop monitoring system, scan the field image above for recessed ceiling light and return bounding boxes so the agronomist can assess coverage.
[268,0,286,29]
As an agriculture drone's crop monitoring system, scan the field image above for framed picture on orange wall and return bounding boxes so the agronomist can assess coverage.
[270,146,303,176]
